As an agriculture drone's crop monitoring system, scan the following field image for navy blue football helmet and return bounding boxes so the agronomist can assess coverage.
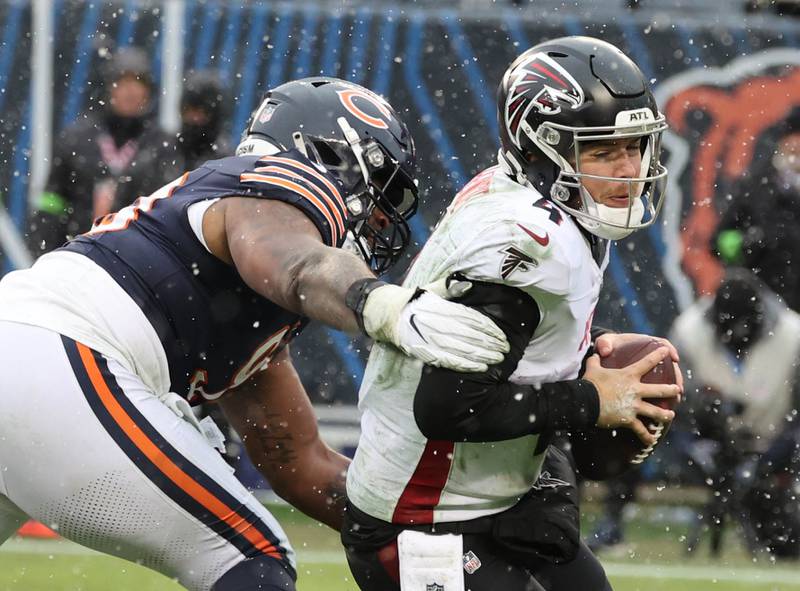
[238,77,418,274]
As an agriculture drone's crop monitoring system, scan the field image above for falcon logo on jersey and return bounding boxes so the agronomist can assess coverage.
[500,245,537,279]
[337,88,393,129]
[505,52,584,145]
[531,470,571,490]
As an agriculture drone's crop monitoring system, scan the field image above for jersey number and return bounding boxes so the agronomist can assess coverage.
[187,326,292,402]
[86,173,189,235]
[533,197,563,225]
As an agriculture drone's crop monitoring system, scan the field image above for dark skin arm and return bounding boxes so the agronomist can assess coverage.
[218,347,350,530]
[203,196,372,333]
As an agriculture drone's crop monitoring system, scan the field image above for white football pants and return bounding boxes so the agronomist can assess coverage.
[0,321,294,591]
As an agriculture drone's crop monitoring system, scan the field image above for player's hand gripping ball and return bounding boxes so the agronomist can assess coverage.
[570,337,679,480]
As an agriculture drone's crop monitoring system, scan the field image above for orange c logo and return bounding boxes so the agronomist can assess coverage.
[337,88,393,129]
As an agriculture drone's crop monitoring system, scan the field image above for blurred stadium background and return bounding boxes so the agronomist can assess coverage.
[1,0,800,588]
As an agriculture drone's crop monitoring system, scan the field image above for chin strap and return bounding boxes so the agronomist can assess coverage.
[497,149,529,187]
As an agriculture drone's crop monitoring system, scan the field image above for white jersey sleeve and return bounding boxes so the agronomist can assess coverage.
[453,210,572,297]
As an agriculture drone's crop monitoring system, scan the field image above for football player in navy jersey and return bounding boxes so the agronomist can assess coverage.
[0,77,508,591]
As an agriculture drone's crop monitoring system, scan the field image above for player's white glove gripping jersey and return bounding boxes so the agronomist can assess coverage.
[347,166,609,524]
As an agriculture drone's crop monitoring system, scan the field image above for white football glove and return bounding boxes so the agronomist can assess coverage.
[356,278,510,372]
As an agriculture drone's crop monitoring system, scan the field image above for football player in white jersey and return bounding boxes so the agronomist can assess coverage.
[342,37,682,591]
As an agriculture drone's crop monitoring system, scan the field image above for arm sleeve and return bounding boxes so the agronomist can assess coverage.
[413,276,600,442]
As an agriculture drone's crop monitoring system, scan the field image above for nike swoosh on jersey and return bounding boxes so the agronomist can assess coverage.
[408,314,428,343]
[517,223,550,246]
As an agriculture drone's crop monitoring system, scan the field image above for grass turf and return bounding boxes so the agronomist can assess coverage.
[2,504,799,591]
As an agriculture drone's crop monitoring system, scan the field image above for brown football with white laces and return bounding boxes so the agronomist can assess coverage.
[570,337,679,481]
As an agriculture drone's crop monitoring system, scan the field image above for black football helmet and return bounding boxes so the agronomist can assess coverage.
[237,77,419,274]
[497,36,668,240]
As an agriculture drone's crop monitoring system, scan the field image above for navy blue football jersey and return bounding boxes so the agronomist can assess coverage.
[62,150,348,402]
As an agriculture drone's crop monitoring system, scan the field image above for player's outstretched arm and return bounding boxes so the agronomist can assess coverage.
[218,347,349,531]
[217,197,372,333]
[211,197,509,373]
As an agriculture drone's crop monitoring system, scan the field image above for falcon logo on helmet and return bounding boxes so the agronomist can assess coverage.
[505,52,585,146]
[497,37,669,241]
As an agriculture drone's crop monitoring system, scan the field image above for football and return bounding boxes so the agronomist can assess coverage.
[569,337,679,481]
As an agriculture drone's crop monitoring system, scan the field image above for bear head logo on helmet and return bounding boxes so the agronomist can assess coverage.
[238,77,419,274]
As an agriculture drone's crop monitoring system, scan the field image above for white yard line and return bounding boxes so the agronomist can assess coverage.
[603,561,800,585]
[1,538,98,556]
[3,539,799,586]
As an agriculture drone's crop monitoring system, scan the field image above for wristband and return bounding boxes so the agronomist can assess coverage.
[345,278,387,334]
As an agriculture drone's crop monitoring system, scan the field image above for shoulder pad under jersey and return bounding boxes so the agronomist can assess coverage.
[448,192,584,296]
[204,151,348,247]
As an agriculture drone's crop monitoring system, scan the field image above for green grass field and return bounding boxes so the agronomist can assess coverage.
[2,504,799,591]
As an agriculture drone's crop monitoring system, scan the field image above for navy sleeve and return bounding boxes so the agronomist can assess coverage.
[180,152,349,248]
[235,152,349,248]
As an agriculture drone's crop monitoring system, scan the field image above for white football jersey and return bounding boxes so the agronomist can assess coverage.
[348,166,610,524]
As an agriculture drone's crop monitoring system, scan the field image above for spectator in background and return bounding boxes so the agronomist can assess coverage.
[675,267,800,557]
[27,47,173,255]
[715,107,800,310]
[674,268,800,447]
[116,70,231,205]
[590,268,800,554]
